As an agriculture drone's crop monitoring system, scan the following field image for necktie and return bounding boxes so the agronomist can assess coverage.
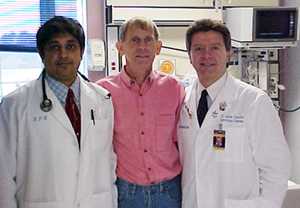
[65,89,81,148]
[197,89,208,127]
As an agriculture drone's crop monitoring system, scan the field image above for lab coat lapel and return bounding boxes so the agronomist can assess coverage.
[183,79,201,131]
[45,82,75,135]
[202,75,238,129]
[79,78,95,149]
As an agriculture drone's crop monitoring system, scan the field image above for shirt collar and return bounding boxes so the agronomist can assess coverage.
[206,72,227,102]
[45,73,80,107]
[196,72,227,107]
[120,65,155,88]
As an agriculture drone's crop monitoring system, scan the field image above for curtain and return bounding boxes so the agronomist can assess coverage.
[0,0,78,52]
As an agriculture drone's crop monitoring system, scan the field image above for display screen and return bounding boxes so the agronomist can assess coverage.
[255,9,297,40]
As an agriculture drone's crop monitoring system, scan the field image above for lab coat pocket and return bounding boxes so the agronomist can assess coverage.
[89,118,111,151]
[215,126,245,163]
[23,201,61,208]
[23,163,60,204]
[89,116,115,195]
[225,198,256,208]
[156,114,176,152]
[89,191,114,208]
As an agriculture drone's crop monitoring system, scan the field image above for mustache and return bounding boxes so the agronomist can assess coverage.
[55,59,73,65]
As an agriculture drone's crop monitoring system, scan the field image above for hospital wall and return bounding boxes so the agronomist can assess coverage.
[86,0,106,81]
[280,0,300,184]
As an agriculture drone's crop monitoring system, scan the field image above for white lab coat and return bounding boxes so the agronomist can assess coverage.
[0,76,117,208]
[178,74,290,208]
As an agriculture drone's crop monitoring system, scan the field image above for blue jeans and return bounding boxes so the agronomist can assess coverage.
[116,175,182,208]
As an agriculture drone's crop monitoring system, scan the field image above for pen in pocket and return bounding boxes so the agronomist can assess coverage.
[90,109,95,125]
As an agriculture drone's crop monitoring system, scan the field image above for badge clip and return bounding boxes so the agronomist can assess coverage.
[184,105,192,119]
[219,101,227,111]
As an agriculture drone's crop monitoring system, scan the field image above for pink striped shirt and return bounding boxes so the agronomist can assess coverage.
[97,69,185,185]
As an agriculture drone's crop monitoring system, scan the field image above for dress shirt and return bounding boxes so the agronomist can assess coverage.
[45,73,81,110]
[196,72,228,109]
[97,69,185,185]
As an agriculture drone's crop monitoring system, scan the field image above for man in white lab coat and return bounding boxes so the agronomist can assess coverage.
[178,19,290,208]
[0,16,117,208]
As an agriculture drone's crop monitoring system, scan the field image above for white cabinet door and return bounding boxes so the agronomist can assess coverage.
[106,0,212,7]
[107,0,279,7]
[221,0,279,6]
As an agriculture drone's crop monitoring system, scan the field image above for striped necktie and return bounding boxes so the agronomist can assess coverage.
[65,89,81,149]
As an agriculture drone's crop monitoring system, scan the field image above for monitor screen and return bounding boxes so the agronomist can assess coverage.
[255,9,297,40]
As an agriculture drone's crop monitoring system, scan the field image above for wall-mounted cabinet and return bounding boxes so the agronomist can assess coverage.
[106,0,211,7]
[107,0,279,7]
[221,0,278,6]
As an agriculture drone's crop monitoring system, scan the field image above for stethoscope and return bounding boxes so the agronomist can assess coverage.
[40,70,89,112]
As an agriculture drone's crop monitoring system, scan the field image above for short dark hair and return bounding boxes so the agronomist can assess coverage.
[186,19,231,52]
[36,16,85,59]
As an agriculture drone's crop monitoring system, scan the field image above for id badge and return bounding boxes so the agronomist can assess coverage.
[213,129,225,151]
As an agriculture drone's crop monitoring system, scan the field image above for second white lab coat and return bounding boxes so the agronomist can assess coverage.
[0,76,117,208]
[178,74,290,208]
